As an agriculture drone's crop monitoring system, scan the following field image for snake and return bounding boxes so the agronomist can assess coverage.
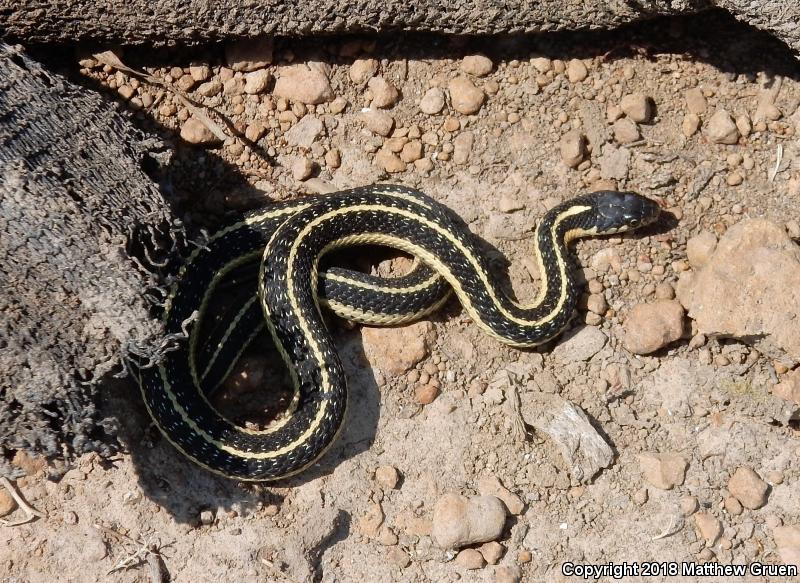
[134,185,660,481]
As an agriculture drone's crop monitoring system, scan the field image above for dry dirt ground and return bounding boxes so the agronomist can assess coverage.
[2,10,800,583]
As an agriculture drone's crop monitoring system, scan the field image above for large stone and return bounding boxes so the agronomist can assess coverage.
[623,299,685,354]
[431,493,507,549]
[273,65,334,104]
[676,220,800,363]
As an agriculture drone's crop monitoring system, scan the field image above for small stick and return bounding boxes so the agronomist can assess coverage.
[0,477,45,527]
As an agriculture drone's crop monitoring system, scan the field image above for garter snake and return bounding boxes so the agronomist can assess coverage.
[135,185,659,480]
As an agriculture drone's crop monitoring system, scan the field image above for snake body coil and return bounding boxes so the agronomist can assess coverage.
[136,185,659,480]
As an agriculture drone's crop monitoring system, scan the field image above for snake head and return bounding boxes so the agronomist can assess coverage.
[590,190,660,234]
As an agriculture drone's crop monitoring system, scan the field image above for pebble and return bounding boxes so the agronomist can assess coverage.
[362,322,435,374]
[431,493,507,549]
[728,467,769,509]
[773,369,800,406]
[494,566,522,583]
[587,293,607,315]
[453,132,474,165]
[387,547,411,568]
[620,93,653,123]
[567,59,588,82]
[637,452,688,490]
[273,66,334,104]
[349,58,379,84]
[375,465,400,490]
[726,171,743,186]
[419,87,446,115]
[479,541,504,565]
[189,63,211,82]
[180,117,220,145]
[461,55,494,77]
[368,76,400,108]
[685,88,708,115]
[197,79,223,97]
[360,109,394,136]
[448,76,486,115]
[245,121,267,142]
[375,149,407,173]
[400,141,424,163]
[358,501,384,537]
[291,157,314,180]
[686,231,717,268]
[0,489,16,517]
[455,548,486,569]
[599,144,631,180]
[705,109,740,144]
[559,130,586,168]
[329,96,348,114]
[199,509,215,525]
[735,113,752,137]
[623,299,685,354]
[682,113,701,137]
[552,326,607,362]
[613,117,640,144]
[244,70,271,94]
[285,115,324,148]
[694,512,722,545]
[724,496,743,516]
[680,495,699,516]
[414,382,440,404]
[531,57,552,73]
[654,282,675,300]
[225,37,273,71]
[477,475,524,515]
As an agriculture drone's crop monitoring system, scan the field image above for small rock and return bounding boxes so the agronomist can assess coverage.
[453,132,474,165]
[455,548,486,570]
[682,113,701,137]
[654,282,675,300]
[349,58,379,84]
[226,37,274,71]
[419,87,446,115]
[773,369,800,406]
[285,116,325,148]
[375,465,400,490]
[613,117,640,144]
[197,79,223,97]
[728,467,769,509]
[553,326,607,363]
[0,488,16,517]
[400,141,424,163]
[685,88,708,115]
[387,547,411,568]
[414,382,440,404]
[245,121,267,142]
[705,109,739,144]
[531,57,552,73]
[223,76,245,96]
[694,512,722,545]
[431,493,507,549]
[599,144,631,180]
[680,495,699,516]
[448,76,485,115]
[479,541,504,565]
[360,109,394,137]
[180,117,220,145]
[461,55,493,77]
[494,566,521,583]
[724,496,743,516]
[358,501,384,537]
[362,322,436,374]
[624,299,684,354]
[199,509,215,525]
[686,231,717,268]
[273,65,334,105]
[559,130,586,168]
[244,69,271,94]
[368,76,400,108]
[329,96,349,114]
[567,59,588,82]
[735,113,752,137]
[620,93,653,123]
[477,475,525,515]
[773,525,800,568]
[189,63,211,82]
[291,157,314,181]
[375,149,407,173]
[638,452,688,490]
